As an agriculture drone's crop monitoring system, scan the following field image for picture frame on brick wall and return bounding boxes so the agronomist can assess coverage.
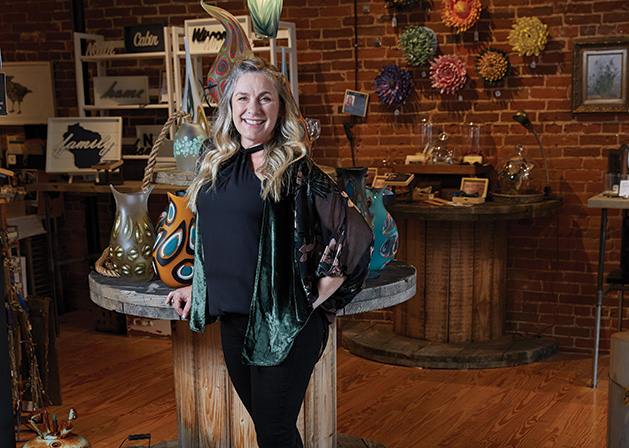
[572,38,629,114]
[0,62,56,125]
[342,89,369,117]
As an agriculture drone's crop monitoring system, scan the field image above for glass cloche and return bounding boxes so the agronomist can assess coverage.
[425,132,455,164]
[497,145,538,194]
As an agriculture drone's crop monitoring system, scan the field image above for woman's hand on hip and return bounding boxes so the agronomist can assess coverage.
[166,285,193,319]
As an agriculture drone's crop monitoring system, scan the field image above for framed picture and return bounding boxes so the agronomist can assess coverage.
[572,38,629,113]
[46,117,122,173]
[342,89,369,117]
[0,62,56,125]
[460,177,489,198]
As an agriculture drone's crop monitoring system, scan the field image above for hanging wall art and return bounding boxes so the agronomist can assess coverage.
[373,64,412,111]
[441,0,482,34]
[430,54,467,95]
[508,17,549,57]
[399,26,438,67]
[475,47,512,85]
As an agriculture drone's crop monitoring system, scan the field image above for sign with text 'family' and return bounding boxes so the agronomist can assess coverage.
[46,117,122,173]
[93,76,149,107]
[184,16,251,55]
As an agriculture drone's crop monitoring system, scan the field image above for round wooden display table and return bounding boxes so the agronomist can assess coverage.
[89,260,416,448]
[343,199,561,369]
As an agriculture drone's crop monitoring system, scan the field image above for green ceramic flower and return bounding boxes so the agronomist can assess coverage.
[399,26,438,66]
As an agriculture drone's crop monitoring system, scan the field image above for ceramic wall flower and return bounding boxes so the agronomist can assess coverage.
[430,54,467,95]
[508,16,549,57]
[475,47,512,85]
[441,0,482,34]
[373,64,412,108]
[399,26,438,66]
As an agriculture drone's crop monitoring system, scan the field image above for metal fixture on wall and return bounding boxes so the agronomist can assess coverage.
[512,110,551,196]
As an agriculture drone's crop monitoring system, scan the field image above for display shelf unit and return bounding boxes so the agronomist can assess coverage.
[73,30,176,117]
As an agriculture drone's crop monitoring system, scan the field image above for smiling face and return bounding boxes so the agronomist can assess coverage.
[231,72,281,149]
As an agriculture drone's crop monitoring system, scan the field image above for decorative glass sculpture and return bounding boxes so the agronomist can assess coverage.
[152,192,195,288]
[426,132,456,164]
[367,187,398,272]
[173,118,207,173]
[109,185,155,282]
[497,145,537,194]
[247,0,283,39]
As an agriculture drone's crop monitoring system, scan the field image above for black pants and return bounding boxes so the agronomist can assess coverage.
[219,311,328,448]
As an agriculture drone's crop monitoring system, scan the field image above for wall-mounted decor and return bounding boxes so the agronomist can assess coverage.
[399,26,438,66]
[475,47,512,85]
[46,117,122,173]
[430,54,467,95]
[441,0,482,34]
[342,90,370,117]
[93,76,149,107]
[508,17,549,57]
[572,38,629,114]
[0,62,56,125]
[124,23,167,53]
[373,64,412,109]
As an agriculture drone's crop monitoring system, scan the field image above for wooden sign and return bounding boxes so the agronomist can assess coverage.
[94,76,149,107]
[124,23,166,53]
[46,117,122,173]
[184,16,251,55]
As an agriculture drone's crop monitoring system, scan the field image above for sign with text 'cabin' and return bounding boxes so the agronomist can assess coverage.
[184,16,251,55]
[94,76,149,107]
[124,23,166,53]
[46,117,122,173]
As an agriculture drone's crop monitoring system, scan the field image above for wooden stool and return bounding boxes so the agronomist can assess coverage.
[608,331,629,447]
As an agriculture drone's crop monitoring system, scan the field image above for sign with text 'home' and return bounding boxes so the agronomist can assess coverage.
[94,76,149,107]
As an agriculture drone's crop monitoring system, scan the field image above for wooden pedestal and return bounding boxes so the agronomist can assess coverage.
[171,320,337,448]
[394,219,507,343]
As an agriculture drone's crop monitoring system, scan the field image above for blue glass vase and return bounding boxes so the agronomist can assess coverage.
[335,167,374,229]
[366,187,398,271]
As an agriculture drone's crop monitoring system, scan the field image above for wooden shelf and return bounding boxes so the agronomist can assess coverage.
[392,164,493,176]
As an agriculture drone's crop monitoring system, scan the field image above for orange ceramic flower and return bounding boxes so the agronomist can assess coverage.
[442,0,482,34]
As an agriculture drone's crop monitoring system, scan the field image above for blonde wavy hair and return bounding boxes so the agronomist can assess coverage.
[186,58,308,212]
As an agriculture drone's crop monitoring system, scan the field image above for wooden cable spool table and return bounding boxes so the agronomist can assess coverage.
[89,260,416,448]
[343,199,561,369]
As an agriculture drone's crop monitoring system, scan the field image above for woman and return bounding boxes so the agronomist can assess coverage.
[166,58,373,448]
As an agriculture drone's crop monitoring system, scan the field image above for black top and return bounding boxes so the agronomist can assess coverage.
[196,144,265,316]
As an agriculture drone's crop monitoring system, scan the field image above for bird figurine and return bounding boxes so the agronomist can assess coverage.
[6,75,32,114]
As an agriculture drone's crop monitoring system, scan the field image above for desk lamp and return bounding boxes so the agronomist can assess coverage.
[513,110,551,196]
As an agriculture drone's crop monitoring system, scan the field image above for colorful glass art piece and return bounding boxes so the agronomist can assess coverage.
[201,1,255,104]
[399,26,438,66]
[247,0,283,39]
[153,192,196,288]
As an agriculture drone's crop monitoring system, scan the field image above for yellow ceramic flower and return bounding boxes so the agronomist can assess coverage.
[475,48,512,85]
[508,16,549,57]
[441,0,482,34]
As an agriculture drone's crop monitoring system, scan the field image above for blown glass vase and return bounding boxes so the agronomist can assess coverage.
[152,191,196,288]
[109,185,156,282]
[366,187,399,271]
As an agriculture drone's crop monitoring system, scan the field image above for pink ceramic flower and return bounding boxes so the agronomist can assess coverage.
[430,54,468,95]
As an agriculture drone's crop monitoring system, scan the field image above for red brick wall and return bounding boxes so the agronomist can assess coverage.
[2,0,629,353]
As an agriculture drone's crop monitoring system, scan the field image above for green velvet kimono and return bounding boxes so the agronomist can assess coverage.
[188,156,374,366]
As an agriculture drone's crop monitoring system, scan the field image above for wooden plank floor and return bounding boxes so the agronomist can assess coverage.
[16,311,608,448]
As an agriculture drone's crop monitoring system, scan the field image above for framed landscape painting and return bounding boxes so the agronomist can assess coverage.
[572,38,629,113]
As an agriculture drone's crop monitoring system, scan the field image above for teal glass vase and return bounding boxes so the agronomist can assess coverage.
[366,187,398,271]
